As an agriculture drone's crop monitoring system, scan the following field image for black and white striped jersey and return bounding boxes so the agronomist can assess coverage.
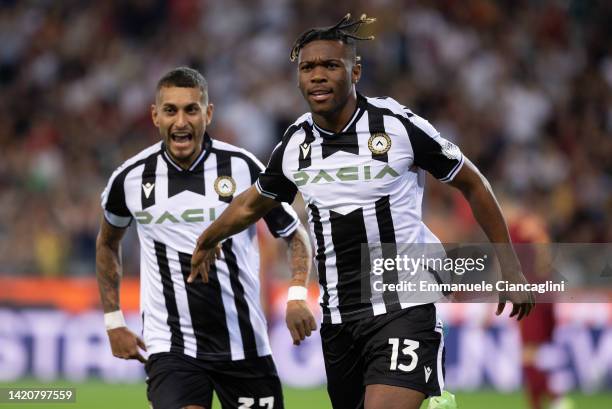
[101,134,299,361]
[256,94,464,324]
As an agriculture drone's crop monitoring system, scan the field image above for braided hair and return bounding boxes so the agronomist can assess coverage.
[289,13,376,62]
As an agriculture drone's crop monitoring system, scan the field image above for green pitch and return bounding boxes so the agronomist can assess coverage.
[0,380,610,408]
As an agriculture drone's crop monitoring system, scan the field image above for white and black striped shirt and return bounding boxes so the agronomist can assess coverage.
[101,134,299,360]
[256,94,464,324]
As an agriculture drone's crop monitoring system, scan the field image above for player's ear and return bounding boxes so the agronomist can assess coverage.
[206,103,214,126]
[151,104,159,127]
[352,63,362,84]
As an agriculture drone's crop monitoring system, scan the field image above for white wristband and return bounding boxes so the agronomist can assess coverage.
[104,310,127,330]
[287,286,308,301]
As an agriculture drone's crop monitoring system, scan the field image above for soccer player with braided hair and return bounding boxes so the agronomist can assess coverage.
[191,13,534,409]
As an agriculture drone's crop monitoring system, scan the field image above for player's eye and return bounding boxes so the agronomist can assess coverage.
[164,107,176,114]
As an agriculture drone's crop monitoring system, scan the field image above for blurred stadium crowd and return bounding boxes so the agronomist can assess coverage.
[0,0,610,276]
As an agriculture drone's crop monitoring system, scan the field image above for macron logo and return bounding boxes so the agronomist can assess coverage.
[300,143,311,158]
[142,182,155,199]
[424,366,432,383]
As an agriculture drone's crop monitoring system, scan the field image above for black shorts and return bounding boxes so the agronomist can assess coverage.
[145,352,284,409]
[320,304,445,409]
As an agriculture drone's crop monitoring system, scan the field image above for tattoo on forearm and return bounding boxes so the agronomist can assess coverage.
[97,269,121,312]
[288,228,312,286]
[96,221,125,313]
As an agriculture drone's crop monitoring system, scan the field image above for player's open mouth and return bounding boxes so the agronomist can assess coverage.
[309,89,332,102]
[171,133,193,143]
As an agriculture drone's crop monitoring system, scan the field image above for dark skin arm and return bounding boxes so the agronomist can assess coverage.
[96,217,147,363]
[190,186,317,344]
[189,186,279,283]
[448,159,535,320]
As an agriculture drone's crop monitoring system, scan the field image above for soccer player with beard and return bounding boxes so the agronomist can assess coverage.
[97,67,313,409]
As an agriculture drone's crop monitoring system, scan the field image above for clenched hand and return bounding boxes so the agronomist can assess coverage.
[286,300,317,346]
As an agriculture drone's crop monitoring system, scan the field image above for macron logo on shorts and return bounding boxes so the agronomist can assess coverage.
[425,366,432,383]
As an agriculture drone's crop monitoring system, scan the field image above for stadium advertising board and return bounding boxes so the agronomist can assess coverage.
[0,278,610,392]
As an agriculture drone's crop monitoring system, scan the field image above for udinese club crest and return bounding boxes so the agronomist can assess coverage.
[214,176,236,197]
[368,133,392,154]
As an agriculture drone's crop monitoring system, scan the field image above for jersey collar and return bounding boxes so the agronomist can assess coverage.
[312,93,367,137]
[161,132,213,172]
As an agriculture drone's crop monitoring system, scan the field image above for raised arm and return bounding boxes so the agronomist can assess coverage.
[96,217,147,363]
[189,185,280,283]
[448,158,535,320]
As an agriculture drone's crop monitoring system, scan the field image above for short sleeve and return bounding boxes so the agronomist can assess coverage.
[101,169,132,228]
[242,151,300,237]
[406,114,464,182]
[263,203,300,238]
[255,141,298,203]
